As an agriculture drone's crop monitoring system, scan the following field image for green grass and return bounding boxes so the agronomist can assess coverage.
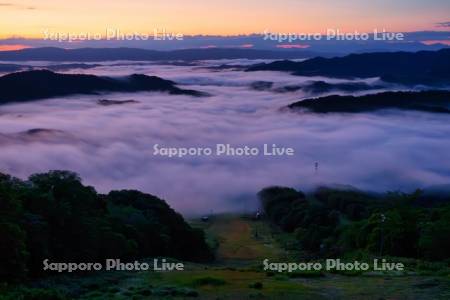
[147,269,323,299]
[197,214,289,262]
[190,276,227,287]
[3,215,450,299]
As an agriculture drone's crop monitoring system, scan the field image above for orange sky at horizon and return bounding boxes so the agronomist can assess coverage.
[1,0,449,39]
[0,44,31,51]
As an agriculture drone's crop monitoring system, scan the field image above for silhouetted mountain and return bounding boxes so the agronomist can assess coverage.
[0,63,28,72]
[206,64,253,71]
[45,63,101,71]
[0,70,205,103]
[248,49,450,86]
[288,90,450,113]
[97,99,140,106]
[0,63,100,73]
[250,81,274,91]
[301,81,386,94]
[248,80,385,94]
[0,47,319,62]
[273,85,303,93]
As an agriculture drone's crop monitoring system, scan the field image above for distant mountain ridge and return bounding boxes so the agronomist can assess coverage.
[248,49,450,86]
[0,70,205,103]
[0,63,101,73]
[0,47,320,62]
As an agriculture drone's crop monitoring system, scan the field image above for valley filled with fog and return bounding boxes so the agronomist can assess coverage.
[0,60,449,214]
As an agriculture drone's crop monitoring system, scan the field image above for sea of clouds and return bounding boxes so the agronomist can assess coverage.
[0,60,449,214]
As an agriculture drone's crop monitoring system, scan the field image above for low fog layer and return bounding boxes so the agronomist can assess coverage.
[0,61,449,214]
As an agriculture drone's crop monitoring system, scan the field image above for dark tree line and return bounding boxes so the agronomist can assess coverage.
[259,186,450,260]
[0,171,213,283]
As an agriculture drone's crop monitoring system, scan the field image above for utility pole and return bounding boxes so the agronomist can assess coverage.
[379,213,386,256]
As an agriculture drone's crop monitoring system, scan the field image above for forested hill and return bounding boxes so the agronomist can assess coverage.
[287,90,450,114]
[0,170,213,283]
[259,186,450,260]
[0,70,205,104]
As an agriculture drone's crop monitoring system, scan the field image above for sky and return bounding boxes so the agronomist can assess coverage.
[1,0,450,38]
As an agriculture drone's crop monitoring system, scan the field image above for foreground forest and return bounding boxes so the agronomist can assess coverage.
[0,171,213,283]
[1,171,449,299]
[259,186,450,261]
